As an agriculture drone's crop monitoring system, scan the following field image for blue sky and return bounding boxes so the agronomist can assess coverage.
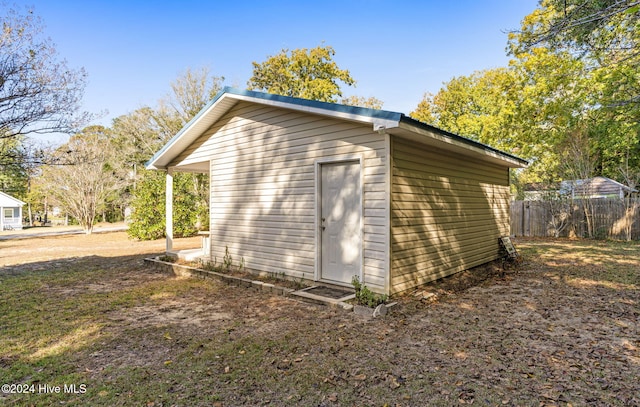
[28,0,539,138]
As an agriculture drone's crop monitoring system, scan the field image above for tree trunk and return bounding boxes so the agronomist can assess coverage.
[580,199,595,238]
[44,197,48,225]
[28,203,33,227]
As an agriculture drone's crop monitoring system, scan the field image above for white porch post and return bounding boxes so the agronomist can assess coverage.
[166,168,174,253]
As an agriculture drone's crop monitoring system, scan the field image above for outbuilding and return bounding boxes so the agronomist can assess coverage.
[147,88,527,295]
[0,191,25,231]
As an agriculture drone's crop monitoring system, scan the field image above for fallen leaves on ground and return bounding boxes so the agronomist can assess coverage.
[0,234,638,406]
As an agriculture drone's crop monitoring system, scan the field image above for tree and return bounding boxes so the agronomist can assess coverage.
[512,0,640,67]
[511,0,640,109]
[514,0,639,107]
[558,127,598,237]
[410,68,518,150]
[410,3,620,187]
[119,67,222,239]
[0,5,88,144]
[340,95,384,109]
[24,172,47,226]
[1,138,54,225]
[111,107,165,166]
[127,170,201,240]
[126,170,166,240]
[0,136,28,196]
[408,1,640,229]
[163,66,224,125]
[546,191,572,238]
[41,126,124,234]
[247,45,355,102]
[409,66,548,172]
[506,45,592,183]
[613,120,640,240]
[508,0,640,188]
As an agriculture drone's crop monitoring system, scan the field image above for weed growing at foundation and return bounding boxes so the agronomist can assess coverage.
[351,276,387,307]
[198,247,245,274]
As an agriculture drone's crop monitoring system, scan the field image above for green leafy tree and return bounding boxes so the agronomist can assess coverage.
[514,0,640,107]
[126,170,165,240]
[509,0,640,185]
[412,2,636,188]
[127,170,200,240]
[3,139,53,225]
[411,68,518,151]
[24,174,47,226]
[410,66,553,184]
[247,45,355,102]
[0,137,28,197]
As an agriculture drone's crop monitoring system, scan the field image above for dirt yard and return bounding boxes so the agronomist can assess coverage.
[0,231,638,406]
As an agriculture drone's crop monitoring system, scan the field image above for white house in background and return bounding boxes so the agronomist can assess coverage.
[147,88,527,295]
[0,191,25,230]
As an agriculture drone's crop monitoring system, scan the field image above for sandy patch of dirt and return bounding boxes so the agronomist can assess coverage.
[0,231,199,273]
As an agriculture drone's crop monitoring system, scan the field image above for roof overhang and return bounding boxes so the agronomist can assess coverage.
[392,117,528,168]
[146,87,528,171]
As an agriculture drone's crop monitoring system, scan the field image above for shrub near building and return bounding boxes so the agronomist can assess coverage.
[128,170,207,240]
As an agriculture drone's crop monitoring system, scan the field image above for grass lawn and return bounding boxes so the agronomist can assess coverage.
[0,233,638,406]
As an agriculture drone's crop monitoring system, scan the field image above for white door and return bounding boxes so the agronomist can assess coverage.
[320,161,361,285]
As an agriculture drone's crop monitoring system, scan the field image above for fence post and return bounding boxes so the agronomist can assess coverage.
[523,201,530,237]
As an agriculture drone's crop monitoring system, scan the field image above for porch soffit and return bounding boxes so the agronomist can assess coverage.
[168,162,210,173]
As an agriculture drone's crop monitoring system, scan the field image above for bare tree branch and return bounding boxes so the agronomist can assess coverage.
[0,5,89,144]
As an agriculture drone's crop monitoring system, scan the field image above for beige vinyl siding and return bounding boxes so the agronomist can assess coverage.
[390,138,510,294]
[170,102,388,290]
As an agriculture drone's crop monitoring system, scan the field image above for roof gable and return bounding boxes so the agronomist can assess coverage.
[146,87,528,170]
[561,176,638,195]
[0,191,26,207]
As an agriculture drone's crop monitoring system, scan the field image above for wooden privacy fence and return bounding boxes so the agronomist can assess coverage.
[510,198,640,240]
